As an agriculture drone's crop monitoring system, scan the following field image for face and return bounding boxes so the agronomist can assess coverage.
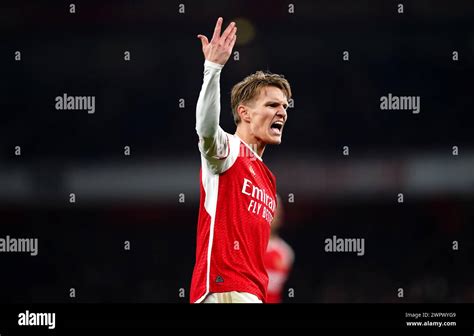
[241,86,289,145]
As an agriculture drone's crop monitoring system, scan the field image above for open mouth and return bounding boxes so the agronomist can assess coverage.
[270,121,283,135]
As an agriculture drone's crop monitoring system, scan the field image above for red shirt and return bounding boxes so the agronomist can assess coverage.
[190,136,277,303]
[264,236,295,303]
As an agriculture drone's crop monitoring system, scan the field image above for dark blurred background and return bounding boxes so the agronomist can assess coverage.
[0,0,473,303]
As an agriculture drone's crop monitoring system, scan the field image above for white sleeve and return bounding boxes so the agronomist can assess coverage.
[196,60,234,174]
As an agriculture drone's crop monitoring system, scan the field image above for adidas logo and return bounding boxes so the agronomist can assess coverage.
[215,275,224,283]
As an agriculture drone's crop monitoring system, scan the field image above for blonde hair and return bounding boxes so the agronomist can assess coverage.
[230,71,292,125]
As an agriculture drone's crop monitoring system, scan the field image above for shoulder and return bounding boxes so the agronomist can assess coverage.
[201,131,241,175]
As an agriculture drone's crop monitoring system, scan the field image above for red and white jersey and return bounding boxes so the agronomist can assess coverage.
[190,133,277,303]
[264,236,295,303]
[191,60,278,303]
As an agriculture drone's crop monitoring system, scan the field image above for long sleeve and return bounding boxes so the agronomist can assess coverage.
[195,60,230,170]
[196,60,224,138]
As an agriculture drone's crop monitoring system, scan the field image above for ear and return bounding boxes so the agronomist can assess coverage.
[237,104,251,123]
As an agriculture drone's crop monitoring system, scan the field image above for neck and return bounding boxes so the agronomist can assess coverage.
[235,127,266,157]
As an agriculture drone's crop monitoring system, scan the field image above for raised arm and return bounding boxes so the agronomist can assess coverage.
[195,18,237,166]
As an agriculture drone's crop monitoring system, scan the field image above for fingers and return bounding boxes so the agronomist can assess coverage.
[220,21,235,44]
[211,17,223,42]
[197,34,209,48]
[228,33,237,50]
[224,27,237,48]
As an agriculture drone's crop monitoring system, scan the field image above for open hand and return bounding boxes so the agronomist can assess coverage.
[197,17,237,66]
